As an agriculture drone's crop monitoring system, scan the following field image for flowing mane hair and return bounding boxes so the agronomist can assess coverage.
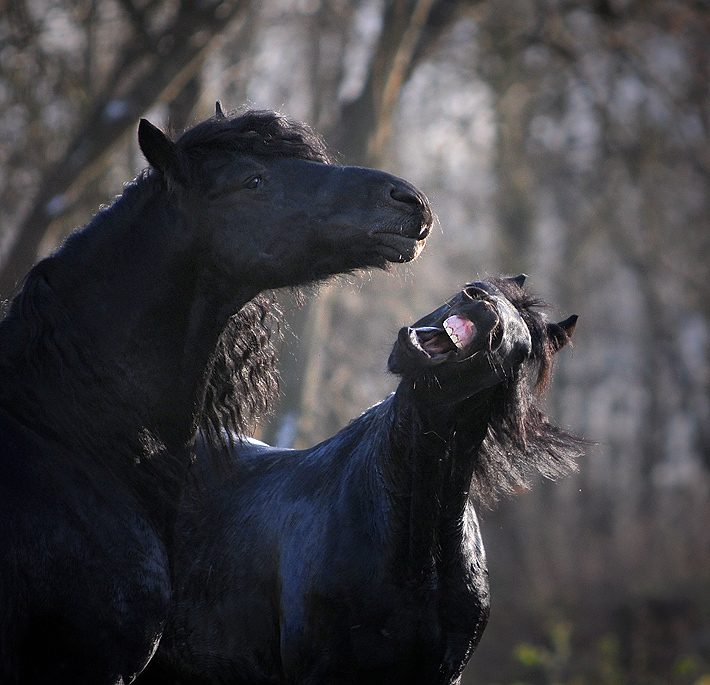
[469,277,584,504]
[201,292,282,448]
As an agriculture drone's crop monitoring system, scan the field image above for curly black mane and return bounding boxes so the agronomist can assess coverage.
[201,292,282,448]
[469,277,584,504]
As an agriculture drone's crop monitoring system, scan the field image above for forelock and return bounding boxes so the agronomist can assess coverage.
[175,109,332,164]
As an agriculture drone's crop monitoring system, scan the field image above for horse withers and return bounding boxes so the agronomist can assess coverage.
[0,105,432,684]
[140,276,582,685]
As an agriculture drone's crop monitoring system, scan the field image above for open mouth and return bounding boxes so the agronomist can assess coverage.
[408,315,478,359]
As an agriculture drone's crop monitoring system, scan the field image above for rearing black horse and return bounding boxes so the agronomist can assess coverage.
[140,276,581,685]
[0,106,432,684]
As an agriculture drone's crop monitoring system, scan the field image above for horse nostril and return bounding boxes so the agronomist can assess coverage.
[389,181,422,207]
[463,286,488,300]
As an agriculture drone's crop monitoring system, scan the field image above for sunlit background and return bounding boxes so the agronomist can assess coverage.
[1,1,709,682]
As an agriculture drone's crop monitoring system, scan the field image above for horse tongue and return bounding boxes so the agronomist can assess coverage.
[443,315,476,349]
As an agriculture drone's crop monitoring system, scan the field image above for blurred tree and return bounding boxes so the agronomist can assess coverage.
[0,0,253,296]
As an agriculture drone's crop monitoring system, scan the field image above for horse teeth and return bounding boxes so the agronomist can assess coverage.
[445,324,464,349]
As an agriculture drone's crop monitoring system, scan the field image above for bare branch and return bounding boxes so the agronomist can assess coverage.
[0,0,254,299]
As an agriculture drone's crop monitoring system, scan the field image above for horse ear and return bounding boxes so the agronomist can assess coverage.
[548,314,578,353]
[215,101,226,118]
[507,274,527,288]
[138,118,183,183]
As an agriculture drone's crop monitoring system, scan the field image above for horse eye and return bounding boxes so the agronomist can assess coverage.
[243,175,263,189]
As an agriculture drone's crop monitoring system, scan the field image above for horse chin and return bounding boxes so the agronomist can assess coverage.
[371,232,426,263]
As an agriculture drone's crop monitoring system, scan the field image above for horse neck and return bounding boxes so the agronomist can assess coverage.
[380,382,493,581]
[0,182,251,524]
[67,185,251,449]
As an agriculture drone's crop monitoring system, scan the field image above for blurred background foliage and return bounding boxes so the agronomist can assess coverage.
[1,0,709,682]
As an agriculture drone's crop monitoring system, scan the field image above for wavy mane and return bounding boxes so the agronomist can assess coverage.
[201,292,282,448]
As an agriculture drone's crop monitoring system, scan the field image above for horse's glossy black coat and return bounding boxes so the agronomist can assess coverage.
[141,277,581,685]
[0,107,431,684]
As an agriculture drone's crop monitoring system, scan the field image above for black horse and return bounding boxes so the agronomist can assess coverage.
[140,276,582,685]
[0,105,432,684]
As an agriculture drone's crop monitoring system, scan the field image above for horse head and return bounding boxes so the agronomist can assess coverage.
[388,275,577,406]
[137,108,433,300]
